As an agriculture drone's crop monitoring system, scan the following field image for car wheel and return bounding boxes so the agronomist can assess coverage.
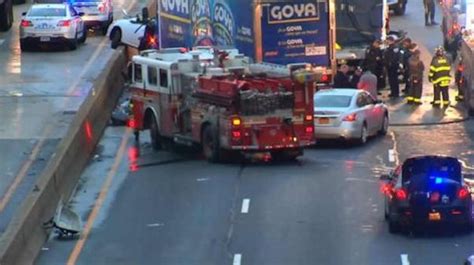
[20,39,29,52]
[379,114,389,136]
[202,125,220,163]
[149,115,162,151]
[393,0,406,15]
[0,0,13,32]
[358,123,368,144]
[388,219,400,234]
[110,28,121,49]
[79,29,87,44]
[68,34,78,50]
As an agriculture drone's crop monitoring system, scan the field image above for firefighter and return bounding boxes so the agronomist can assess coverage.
[384,36,400,98]
[406,49,425,104]
[364,39,385,92]
[455,56,465,101]
[423,0,438,26]
[429,46,452,107]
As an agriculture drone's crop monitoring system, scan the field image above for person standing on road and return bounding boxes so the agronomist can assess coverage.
[406,49,425,104]
[423,0,438,26]
[357,69,378,99]
[429,46,452,107]
[334,63,352,88]
[384,36,401,98]
[455,56,465,101]
[400,38,413,94]
[364,39,385,92]
[350,66,363,88]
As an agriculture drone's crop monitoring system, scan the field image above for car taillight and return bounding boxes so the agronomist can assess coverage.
[457,187,470,200]
[127,118,136,128]
[343,113,357,122]
[320,74,330,83]
[305,126,314,134]
[430,191,440,203]
[57,20,71,27]
[395,188,408,201]
[20,20,33,27]
[380,183,392,195]
[231,130,241,139]
[305,114,313,122]
[148,36,157,46]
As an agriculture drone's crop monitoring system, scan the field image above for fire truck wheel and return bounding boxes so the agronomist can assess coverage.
[202,125,220,162]
[150,116,162,151]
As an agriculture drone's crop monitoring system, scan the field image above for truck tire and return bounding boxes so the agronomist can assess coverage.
[0,0,13,32]
[202,125,220,163]
[150,115,162,151]
[393,0,406,16]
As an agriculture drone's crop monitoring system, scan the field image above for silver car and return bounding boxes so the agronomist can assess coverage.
[313,89,389,144]
[70,0,113,35]
[20,3,86,51]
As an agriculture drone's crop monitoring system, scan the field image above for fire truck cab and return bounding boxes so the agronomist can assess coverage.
[129,48,317,162]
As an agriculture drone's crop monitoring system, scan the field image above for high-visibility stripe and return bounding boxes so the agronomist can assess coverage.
[413,98,422,102]
[430,66,437,70]
[437,59,447,63]
[443,101,450,104]
[433,100,441,104]
[406,96,414,100]
[433,76,451,84]
[429,73,434,77]
[430,66,451,72]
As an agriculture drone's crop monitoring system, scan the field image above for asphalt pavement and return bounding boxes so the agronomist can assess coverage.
[35,0,474,265]
[0,0,146,236]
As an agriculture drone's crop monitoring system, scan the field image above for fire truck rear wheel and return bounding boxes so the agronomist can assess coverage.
[202,125,220,162]
[150,116,162,151]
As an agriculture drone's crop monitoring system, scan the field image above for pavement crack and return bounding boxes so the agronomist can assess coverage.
[225,162,246,259]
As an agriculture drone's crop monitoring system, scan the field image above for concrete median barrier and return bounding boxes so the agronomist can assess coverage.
[0,46,127,265]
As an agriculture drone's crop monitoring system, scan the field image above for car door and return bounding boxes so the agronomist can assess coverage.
[355,92,373,132]
[69,5,82,36]
[359,92,379,134]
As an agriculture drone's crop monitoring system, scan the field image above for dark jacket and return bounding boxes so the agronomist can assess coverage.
[333,72,352,88]
[384,44,400,70]
[364,46,384,74]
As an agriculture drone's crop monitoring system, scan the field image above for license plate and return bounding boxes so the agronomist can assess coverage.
[318,118,330,124]
[40,36,50,42]
[428,212,441,221]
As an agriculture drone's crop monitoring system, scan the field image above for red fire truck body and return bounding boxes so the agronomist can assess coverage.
[128,48,317,162]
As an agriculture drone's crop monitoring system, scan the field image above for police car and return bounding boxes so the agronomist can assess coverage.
[381,155,473,233]
[20,3,86,51]
[68,0,113,35]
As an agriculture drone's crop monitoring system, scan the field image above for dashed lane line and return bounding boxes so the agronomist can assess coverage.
[241,199,250,213]
[401,254,410,265]
[233,254,242,265]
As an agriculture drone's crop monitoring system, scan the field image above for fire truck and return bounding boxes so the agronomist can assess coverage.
[128,47,317,162]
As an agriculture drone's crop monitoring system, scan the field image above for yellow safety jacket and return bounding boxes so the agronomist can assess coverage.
[429,56,451,87]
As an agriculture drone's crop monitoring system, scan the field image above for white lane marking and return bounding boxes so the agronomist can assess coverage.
[196,177,210,182]
[388,149,395,163]
[401,254,410,265]
[241,199,250,213]
[0,39,5,46]
[146,223,164,227]
[389,132,400,165]
[233,254,242,265]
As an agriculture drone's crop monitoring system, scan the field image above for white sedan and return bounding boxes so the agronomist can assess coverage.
[106,14,157,50]
[313,89,389,144]
[19,3,86,51]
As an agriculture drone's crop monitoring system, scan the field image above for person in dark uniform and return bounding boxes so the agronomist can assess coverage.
[455,56,465,101]
[429,46,452,107]
[384,36,401,98]
[334,63,352,88]
[423,0,438,26]
[406,49,424,104]
[364,39,385,92]
[400,38,413,94]
[350,66,363,88]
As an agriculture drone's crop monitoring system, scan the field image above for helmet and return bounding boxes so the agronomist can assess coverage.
[435,46,445,57]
